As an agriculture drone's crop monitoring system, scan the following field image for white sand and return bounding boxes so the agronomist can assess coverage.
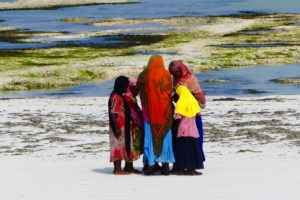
[0,95,300,199]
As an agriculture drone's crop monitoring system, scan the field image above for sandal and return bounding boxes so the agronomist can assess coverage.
[185,170,202,176]
[193,170,202,176]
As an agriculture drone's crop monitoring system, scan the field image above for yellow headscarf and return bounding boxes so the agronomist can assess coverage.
[175,85,201,117]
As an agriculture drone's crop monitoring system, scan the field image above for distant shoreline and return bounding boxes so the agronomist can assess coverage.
[0,0,135,10]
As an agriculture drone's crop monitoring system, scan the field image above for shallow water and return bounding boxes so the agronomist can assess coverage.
[1,63,299,98]
[290,22,300,26]
[197,63,300,96]
[0,0,300,49]
[0,34,166,49]
[243,30,283,34]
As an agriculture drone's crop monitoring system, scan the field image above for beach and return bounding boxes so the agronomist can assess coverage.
[0,95,300,199]
[1,1,300,199]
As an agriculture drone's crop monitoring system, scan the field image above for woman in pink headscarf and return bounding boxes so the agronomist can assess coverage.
[169,60,206,173]
[169,61,206,108]
[123,78,144,173]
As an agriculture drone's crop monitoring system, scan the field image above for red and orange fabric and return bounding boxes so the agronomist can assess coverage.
[137,55,174,157]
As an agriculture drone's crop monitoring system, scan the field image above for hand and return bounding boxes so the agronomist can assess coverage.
[200,102,206,109]
[197,92,206,109]
[114,128,121,139]
[172,94,179,102]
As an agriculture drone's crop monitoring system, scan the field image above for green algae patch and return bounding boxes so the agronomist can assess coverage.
[201,79,233,83]
[243,89,267,94]
[0,46,118,91]
[1,66,107,91]
[271,78,300,85]
[89,16,207,27]
[4,78,78,91]
[19,60,67,67]
[204,46,300,70]
[206,14,300,70]
[59,18,96,23]
[158,32,206,49]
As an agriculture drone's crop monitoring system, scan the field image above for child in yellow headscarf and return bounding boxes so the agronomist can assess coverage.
[174,85,204,175]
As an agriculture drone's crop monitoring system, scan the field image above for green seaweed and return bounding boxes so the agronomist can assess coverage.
[236,149,262,153]
[19,60,65,66]
[243,89,267,94]
[271,78,300,85]
[1,13,300,92]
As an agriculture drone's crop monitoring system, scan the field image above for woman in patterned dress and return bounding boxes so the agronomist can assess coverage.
[108,76,134,175]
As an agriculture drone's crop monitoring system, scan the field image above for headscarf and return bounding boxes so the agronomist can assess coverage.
[124,77,143,128]
[124,77,138,97]
[169,60,200,92]
[169,60,206,106]
[113,76,129,95]
[137,55,173,156]
[108,76,132,157]
[176,85,200,117]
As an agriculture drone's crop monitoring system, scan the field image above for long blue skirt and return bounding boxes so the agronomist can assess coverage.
[143,121,175,166]
[196,116,206,162]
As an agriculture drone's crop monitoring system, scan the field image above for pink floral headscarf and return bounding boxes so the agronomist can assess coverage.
[124,78,143,128]
[169,60,206,107]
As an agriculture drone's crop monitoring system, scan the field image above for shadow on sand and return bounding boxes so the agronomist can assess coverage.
[91,167,114,175]
[91,167,144,175]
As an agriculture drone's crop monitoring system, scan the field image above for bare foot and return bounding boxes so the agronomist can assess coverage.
[113,170,130,175]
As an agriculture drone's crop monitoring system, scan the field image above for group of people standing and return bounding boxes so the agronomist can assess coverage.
[108,55,206,176]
